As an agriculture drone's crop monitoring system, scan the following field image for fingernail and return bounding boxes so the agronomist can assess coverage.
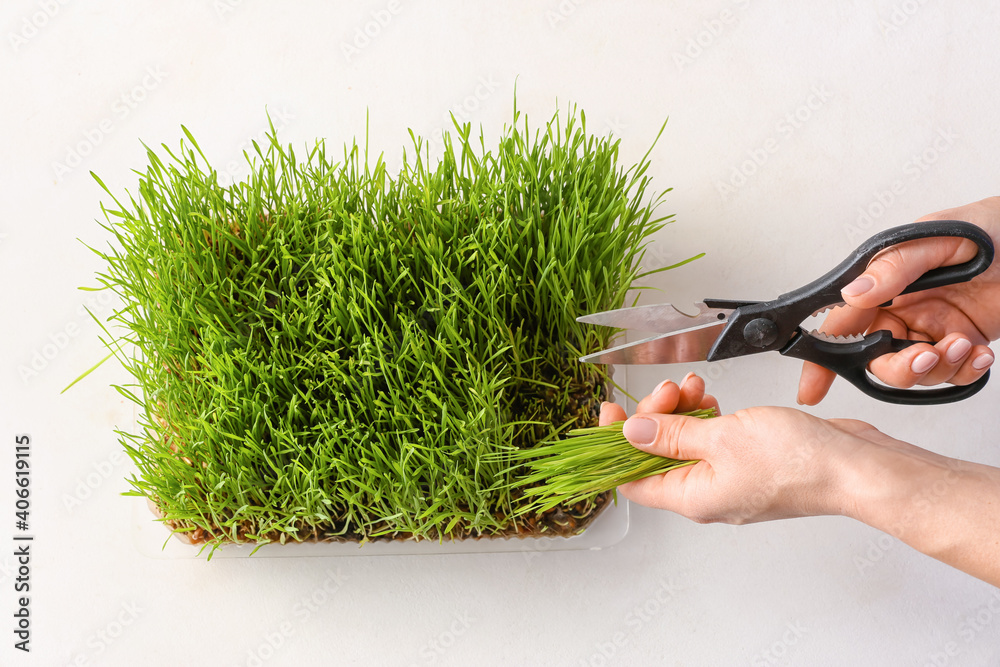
[946,339,972,363]
[842,275,874,298]
[600,401,610,411]
[653,379,672,396]
[623,417,658,447]
[972,353,994,371]
[679,372,695,390]
[911,351,939,375]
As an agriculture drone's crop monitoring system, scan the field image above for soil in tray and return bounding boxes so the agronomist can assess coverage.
[151,492,613,546]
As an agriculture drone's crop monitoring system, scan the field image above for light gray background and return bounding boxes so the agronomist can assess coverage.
[2,1,999,665]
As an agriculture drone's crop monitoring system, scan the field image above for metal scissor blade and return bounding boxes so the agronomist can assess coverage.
[576,302,732,334]
[580,321,727,365]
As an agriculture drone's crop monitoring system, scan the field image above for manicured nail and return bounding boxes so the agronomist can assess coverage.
[946,338,972,363]
[679,372,695,390]
[653,379,672,396]
[972,353,994,371]
[910,351,939,375]
[842,275,874,298]
[623,417,658,447]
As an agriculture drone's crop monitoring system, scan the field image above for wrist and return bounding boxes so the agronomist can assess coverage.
[836,441,966,545]
[836,445,913,528]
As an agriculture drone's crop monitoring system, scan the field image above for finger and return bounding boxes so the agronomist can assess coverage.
[878,295,989,345]
[618,463,705,512]
[676,372,707,413]
[868,342,941,388]
[851,309,938,388]
[840,236,979,310]
[621,412,710,461]
[944,344,994,386]
[796,304,877,405]
[867,308,910,338]
[599,401,627,426]
[698,394,721,413]
[914,333,973,386]
[636,379,681,414]
[797,361,837,406]
[816,303,878,337]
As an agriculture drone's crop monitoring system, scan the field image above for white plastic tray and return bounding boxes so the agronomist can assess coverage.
[130,492,629,559]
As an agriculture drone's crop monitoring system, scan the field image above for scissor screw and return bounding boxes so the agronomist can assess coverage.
[743,318,778,348]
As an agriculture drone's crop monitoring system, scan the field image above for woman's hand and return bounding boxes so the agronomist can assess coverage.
[798,197,1000,405]
[605,374,1000,585]
[599,371,718,426]
[603,377,878,523]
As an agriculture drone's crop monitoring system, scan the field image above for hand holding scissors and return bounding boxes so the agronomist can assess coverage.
[581,219,995,404]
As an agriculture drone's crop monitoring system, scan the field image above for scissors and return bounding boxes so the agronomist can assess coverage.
[578,220,994,405]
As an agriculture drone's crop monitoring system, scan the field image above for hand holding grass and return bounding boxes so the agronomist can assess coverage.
[608,373,1000,586]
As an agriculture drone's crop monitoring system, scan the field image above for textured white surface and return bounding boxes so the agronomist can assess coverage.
[2,1,999,665]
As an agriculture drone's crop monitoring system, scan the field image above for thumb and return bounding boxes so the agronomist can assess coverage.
[622,413,707,461]
[840,236,980,309]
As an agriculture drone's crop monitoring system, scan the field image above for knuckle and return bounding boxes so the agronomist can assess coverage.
[827,417,871,433]
[661,415,690,448]
[874,358,917,388]
[874,246,908,280]
[684,501,719,524]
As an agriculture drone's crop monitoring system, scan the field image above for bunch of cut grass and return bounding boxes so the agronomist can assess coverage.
[84,102,700,551]
[508,408,716,514]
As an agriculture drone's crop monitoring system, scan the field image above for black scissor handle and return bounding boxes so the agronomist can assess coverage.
[778,220,993,321]
[830,220,994,302]
[708,220,994,362]
[781,330,991,405]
